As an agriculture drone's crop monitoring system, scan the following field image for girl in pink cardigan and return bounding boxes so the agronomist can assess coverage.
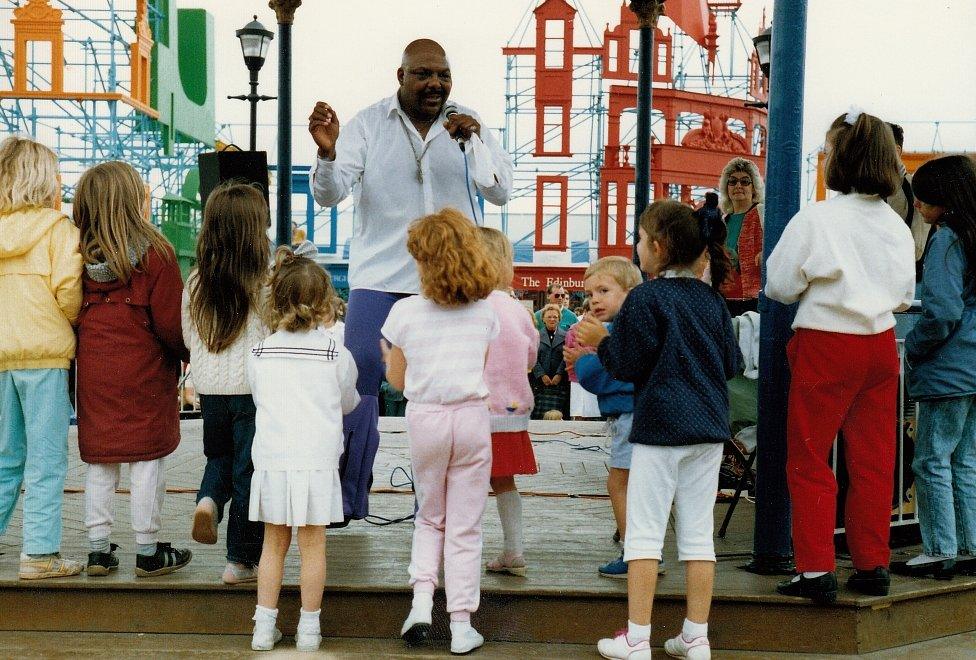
[478,228,540,576]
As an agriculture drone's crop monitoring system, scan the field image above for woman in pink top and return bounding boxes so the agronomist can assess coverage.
[478,228,540,577]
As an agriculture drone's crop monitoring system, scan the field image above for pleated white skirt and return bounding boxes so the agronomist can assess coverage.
[249,468,344,527]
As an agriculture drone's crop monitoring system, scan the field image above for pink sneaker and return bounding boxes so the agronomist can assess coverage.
[664,633,710,659]
[597,630,651,659]
[486,553,527,577]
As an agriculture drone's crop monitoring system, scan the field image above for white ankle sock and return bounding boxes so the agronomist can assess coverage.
[411,591,433,616]
[496,490,524,557]
[253,605,277,621]
[298,609,320,630]
[627,620,650,641]
[682,618,707,639]
[450,620,473,636]
[802,571,828,578]
[907,553,955,566]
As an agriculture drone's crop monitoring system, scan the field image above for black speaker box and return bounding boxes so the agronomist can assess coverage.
[197,150,270,211]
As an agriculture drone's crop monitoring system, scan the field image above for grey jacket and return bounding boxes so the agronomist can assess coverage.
[533,328,567,380]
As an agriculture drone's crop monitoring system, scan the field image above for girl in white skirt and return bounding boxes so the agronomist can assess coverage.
[246,247,360,652]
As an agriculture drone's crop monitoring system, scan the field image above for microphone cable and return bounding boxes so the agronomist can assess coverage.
[461,143,482,224]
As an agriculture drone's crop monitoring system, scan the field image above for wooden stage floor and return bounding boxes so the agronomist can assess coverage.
[1,419,974,655]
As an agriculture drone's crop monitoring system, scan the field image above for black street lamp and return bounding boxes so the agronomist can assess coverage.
[229,15,276,151]
[752,26,772,79]
[746,26,772,109]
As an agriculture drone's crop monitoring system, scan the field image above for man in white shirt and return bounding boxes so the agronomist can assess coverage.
[307,39,513,523]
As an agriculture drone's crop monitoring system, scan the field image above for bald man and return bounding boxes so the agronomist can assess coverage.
[307,40,513,529]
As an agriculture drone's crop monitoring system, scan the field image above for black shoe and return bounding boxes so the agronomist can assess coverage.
[86,543,120,577]
[401,622,432,647]
[327,516,351,529]
[134,542,192,577]
[776,572,838,604]
[953,556,976,576]
[740,554,796,575]
[890,558,955,580]
[847,566,890,596]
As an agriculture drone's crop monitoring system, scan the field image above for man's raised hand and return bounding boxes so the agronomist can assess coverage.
[309,102,340,160]
[443,112,480,141]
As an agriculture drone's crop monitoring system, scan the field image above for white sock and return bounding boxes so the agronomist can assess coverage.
[411,591,433,615]
[450,620,473,637]
[627,620,651,642]
[496,490,523,557]
[682,618,708,639]
[907,553,955,565]
[298,609,320,631]
[802,571,828,579]
[253,605,277,622]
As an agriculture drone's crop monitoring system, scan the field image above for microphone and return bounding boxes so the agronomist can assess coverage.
[444,103,465,151]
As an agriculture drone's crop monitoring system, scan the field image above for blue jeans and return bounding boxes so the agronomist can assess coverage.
[198,394,264,565]
[0,369,71,554]
[913,395,976,557]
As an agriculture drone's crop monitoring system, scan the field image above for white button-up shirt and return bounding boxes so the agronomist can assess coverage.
[311,94,513,294]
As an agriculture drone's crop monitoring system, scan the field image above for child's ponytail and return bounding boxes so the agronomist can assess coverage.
[699,212,732,292]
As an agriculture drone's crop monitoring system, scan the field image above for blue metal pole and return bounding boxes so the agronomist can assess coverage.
[752,0,808,565]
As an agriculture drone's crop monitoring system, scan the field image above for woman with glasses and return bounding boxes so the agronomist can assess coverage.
[718,158,765,316]
[533,283,578,332]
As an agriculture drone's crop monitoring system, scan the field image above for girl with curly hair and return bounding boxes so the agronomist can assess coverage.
[380,208,500,655]
[247,247,360,651]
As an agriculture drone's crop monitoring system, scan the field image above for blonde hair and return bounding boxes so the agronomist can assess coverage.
[407,208,498,306]
[718,157,764,214]
[540,303,562,322]
[189,182,271,353]
[0,136,60,214]
[266,246,337,332]
[584,256,643,291]
[477,226,514,289]
[73,161,172,283]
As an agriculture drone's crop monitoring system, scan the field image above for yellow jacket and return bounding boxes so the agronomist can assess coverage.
[0,207,83,371]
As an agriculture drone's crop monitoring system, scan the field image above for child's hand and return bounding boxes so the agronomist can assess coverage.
[576,315,609,347]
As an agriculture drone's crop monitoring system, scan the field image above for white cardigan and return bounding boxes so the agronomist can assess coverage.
[765,193,916,335]
[247,327,360,472]
[182,285,269,395]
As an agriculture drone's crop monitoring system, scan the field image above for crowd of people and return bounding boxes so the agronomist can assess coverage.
[1,36,975,659]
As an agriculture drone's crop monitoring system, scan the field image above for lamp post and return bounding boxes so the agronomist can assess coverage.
[629,0,666,266]
[748,2,809,575]
[269,0,302,248]
[229,16,275,152]
[745,26,771,109]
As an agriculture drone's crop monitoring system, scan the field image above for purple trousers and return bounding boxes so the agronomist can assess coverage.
[340,289,409,520]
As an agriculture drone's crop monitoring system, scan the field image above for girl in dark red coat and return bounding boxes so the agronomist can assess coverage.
[73,161,192,577]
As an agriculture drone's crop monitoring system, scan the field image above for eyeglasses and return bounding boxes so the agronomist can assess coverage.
[552,293,568,298]
[728,177,753,187]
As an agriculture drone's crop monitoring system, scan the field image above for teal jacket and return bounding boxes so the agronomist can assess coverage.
[906,226,976,399]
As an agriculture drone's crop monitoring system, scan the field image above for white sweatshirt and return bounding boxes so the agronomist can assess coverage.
[765,193,916,335]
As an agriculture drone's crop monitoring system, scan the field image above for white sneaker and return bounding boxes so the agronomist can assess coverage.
[450,625,485,654]
[400,606,433,646]
[597,630,652,659]
[295,628,322,651]
[222,561,257,585]
[664,633,711,659]
[251,618,282,651]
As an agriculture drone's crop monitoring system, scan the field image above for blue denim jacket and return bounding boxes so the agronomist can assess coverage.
[906,226,976,399]
[574,322,634,416]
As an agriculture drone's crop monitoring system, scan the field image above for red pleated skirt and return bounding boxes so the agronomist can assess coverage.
[490,430,538,478]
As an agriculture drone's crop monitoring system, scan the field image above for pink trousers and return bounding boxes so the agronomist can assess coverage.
[406,400,492,616]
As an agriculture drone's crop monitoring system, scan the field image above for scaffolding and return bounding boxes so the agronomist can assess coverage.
[502,0,768,262]
[0,0,214,274]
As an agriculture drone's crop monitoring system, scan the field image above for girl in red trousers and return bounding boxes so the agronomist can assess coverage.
[74,162,192,578]
[381,209,500,655]
[766,110,916,603]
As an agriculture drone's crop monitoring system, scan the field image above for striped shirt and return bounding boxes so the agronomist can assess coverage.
[382,296,499,405]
